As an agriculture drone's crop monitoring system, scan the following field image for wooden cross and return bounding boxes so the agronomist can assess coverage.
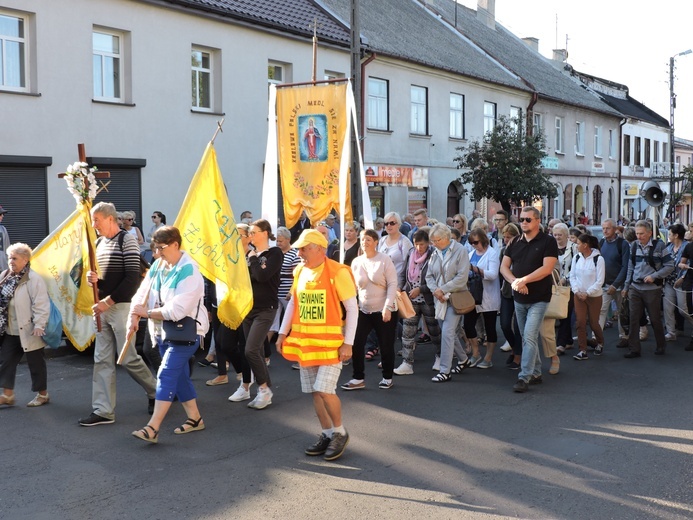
[58,143,112,332]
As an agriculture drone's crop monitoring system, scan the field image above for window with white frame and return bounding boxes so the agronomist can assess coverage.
[644,139,651,168]
[623,134,631,165]
[634,136,641,166]
[449,93,464,139]
[93,29,123,100]
[484,101,497,134]
[324,70,344,80]
[533,113,543,136]
[367,77,388,131]
[510,106,521,132]
[191,47,211,110]
[410,85,427,135]
[575,121,585,155]
[555,117,564,153]
[654,140,660,162]
[268,62,287,85]
[594,126,603,157]
[0,11,27,90]
[609,129,616,159]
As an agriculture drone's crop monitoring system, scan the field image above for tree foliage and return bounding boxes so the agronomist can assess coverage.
[668,164,693,219]
[454,114,558,212]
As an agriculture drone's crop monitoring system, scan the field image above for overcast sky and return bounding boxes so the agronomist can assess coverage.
[457,0,693,139]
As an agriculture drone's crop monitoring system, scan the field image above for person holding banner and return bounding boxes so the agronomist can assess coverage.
[276,229,357,461]
[78,202,157,427]
[0,243,51,407]
[128,226,209,443]
[228,219,282,410]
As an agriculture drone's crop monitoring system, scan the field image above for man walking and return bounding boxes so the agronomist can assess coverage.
[500,206,558,393]
[276,229,358,461]
[598,219,629,346]
[622,220,674,358]
[79,202,157,426]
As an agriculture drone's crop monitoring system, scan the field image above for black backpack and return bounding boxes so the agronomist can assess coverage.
[630,238,660,270]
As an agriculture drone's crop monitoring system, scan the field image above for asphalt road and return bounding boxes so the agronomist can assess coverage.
[1,323,692,520]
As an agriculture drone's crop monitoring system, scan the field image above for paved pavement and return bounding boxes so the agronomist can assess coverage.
[1,323,692,520]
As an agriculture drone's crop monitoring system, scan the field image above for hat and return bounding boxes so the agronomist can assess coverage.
[0,205,6,214]
[292,229,328,249]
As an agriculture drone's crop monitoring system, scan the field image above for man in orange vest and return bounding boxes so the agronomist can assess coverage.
[276,229,358,461]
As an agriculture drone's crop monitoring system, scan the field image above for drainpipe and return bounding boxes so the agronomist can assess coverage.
[526,91,539,136]
[618,118,626,220]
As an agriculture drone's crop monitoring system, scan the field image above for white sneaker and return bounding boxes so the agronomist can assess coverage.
[639,326,649,341]
[228,383,251,402]
[394,361,414,375]
[432,355,440,371]
[499,341,512,352]
[665,332,676,341]
[248,387,273,409]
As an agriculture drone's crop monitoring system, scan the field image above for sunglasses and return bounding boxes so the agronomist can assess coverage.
[518,217,536,223]
[384,221,398,226]
[124,218,133,221]
[468,240,479,245]
[452,219,461,224]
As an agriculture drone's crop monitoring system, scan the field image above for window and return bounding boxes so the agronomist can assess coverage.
[410,85,427,135]
[191,48,212,110]
[533,113,543,136]
[634,137,641,166]
[609,129,616,159]
[510,106,521,132]
[449,93,464,139]
[654,140,660,162]
[644,138,651,168]
[367,77,388,131]
[324,70,344,80]
[594,126,602,157]
[268,61,290,85]
[93,30,123,100]
[484,101,497,134]
[623,134,631,165]
[575,121,585,155]
[555,117,564,153]
[0,12,26,90]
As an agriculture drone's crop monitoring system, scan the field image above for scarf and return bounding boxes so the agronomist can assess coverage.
[0,262,31,335]
[407,247,429,283]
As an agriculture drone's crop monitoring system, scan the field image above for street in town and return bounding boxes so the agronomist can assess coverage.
[1,323,692,520]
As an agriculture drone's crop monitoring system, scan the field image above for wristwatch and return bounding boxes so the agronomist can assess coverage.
[147,310,152,318]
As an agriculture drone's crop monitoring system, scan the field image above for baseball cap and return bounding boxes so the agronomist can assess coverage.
[292,229,328,249]
[0,205,7,214]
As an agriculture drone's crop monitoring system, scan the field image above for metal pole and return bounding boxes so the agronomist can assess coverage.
[350,0,362,218]
[669,56,675,221]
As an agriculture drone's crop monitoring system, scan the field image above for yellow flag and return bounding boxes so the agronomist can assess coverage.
[277,82,352,228]
[174,143,253,329]
[32,204,98,351]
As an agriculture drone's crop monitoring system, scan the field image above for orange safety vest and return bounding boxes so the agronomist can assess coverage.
[282,259,352,366]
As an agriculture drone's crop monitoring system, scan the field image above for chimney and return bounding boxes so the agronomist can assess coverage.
[552,49,568,63]
[477,0,496,30]
[522,37,539,53]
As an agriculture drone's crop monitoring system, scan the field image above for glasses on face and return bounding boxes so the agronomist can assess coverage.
[384,221,398,226]
[493,218,506,223]
[431,237,444,245]
[452,219,461,224]
[239,233,249,239]
[153,244,169,252]
[519,217,536,223]
[468,240,479,245]
[151,216,158,219]
[124,218,133,221]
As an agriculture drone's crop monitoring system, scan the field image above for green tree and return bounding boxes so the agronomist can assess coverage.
[454,114,557,213]
[668,164,693,219]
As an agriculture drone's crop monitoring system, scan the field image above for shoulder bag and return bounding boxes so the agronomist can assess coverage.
[162,300,202,345]
[439,250,476,314]
[544,270,570,320]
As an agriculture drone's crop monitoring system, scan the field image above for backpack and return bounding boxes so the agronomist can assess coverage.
[43,298,63,348]
[630,238,660,270]
[98,230,150,278]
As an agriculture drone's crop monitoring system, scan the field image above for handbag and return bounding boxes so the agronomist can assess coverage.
[161,300,201,344]
[395,290,416,319]
[544,271,571,320]
[449,290,476,315]
[468,272,483,305]
[42,298,63,349]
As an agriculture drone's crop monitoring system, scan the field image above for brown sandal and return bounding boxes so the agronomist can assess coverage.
[132,424,159,443]
[174,417,205,435]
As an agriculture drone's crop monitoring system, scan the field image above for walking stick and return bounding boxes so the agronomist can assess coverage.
[117,275,153,365]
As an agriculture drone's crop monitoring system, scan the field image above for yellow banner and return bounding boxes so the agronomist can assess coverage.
[32,204,98,350]
[277,82,352,228]
[174,143,253,329]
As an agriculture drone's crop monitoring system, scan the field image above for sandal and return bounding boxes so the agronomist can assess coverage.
[174,417,205,435]
[132,424,159,443]
[27,393,50,407]
[365,348,379,361]
[0,393,15,406]
[431,372,451,383]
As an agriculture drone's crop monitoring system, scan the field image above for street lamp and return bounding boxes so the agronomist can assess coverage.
[668,49,692,221]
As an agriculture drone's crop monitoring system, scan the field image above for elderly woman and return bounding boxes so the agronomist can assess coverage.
[570,234,605,360]
[664,224,688,340]
[341,229,398,390]
[451,214,469,245]
[0,243,51,407]
[378,212,413,280]
[332,221,360,266]
[395,228,440,375]
[464,229,500,369]
[467,218,499,252]
[122,210,145,245]
[553,223,577,358]
[425,223,471,382]
[128,226,209,442]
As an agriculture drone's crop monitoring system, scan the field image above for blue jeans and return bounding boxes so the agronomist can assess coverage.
[156,336,200,402]
[514,301,548,382]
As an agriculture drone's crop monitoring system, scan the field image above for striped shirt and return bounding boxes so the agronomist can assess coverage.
[96,230,141,303]
[278,248,301,299]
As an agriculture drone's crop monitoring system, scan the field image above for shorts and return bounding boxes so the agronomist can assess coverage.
[299,363,343,394]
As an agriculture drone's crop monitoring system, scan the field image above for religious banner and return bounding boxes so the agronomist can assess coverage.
[32,205,98,350]
[276,82,352,228]
[174,143,253,329]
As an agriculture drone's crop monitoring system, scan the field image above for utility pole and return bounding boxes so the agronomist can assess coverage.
[669,49,692,221]
[350,0,362,217]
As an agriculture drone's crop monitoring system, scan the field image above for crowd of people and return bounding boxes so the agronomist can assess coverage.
[2,200,693,461]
